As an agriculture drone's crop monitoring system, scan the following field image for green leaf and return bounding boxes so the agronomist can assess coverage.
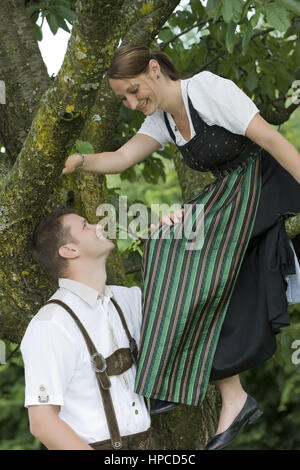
[225,22,236,54]
[32,23,43,41]
[292,39,300,64]
[213,3,223,23]
[245,69,258,91]
[265,3,291,33]
[142,157,166,184]
[25,4,43,17]
[158,27,174,43]
[213,21,227,44]
[46,12,60,35]
[75,140,95,154]
[190,0,205,17]
[222,0,243,24]
[277,0,300,16]
[221,1,233,23]
[242,23,253,56]
[193,42,207,66]
[54,5,77,23]
[56,16,71,33]
[206,0,222,14]
[120,166,137,183]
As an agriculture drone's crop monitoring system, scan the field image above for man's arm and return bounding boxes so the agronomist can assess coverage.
[28,405,94,450]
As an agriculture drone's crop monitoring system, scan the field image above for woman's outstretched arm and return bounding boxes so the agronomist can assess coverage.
[246,113,300,184]
[62,133,160,175]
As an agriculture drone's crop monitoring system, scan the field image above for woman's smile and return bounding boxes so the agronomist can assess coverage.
[138,98,149,112]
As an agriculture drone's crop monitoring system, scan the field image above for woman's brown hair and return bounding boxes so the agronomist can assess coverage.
[107,44,181,81]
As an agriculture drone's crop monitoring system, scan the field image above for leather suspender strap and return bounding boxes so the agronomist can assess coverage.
[110,297,138,366]
[44,297,133,450]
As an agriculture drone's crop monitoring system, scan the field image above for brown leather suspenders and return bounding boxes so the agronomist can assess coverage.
[44,297,138,450]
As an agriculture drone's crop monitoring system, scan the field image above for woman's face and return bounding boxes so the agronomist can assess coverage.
[109,60,162,116]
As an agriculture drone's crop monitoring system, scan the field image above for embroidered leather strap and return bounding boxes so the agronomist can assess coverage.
[110,297,138,366]
[44,297,137,450]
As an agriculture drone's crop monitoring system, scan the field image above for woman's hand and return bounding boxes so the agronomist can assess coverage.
[62,154,83,175]
[62,135,160,176]
[150,209,184,232]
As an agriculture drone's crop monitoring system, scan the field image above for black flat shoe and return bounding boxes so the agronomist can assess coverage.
[204,395,263,450]
[150,399,179,415]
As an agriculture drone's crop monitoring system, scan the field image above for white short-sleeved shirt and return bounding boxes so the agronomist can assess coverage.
[20,279,150,444]
[137,71,260,148]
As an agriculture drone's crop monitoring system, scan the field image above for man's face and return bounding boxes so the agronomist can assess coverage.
[62,214,115,260]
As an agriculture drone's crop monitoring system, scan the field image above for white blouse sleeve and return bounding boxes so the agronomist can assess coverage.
[137,110,172,149]
[187,71,260,136]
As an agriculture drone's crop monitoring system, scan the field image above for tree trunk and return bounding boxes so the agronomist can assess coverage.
[0,0,50,162]
[151,385,220,450]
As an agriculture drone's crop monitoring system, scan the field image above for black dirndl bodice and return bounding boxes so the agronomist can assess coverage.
[134,94,300,405]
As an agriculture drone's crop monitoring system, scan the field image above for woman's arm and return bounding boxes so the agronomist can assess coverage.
[62,133,160,175]
[246,113,300,184]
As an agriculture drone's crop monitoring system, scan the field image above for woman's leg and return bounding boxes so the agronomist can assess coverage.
[214,375,247,435]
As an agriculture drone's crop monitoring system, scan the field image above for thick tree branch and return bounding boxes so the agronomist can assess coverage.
[0,0,182,343]
[0,0,127,343]
[260,100,300,126]
[123,0,180,44]
[0,0,50,162]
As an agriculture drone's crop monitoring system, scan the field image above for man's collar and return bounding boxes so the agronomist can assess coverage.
[58,278,113,308]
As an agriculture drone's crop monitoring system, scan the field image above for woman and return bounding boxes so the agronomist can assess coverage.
[63,45,300,449]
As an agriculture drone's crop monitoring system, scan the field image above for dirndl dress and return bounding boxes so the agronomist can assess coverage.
[134,95,300,406]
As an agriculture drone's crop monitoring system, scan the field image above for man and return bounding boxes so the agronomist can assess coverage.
[21,205,182,450]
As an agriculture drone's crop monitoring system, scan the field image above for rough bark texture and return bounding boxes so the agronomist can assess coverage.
[0,0,50,162]
[151,384,221,450]
[0,0,127,344]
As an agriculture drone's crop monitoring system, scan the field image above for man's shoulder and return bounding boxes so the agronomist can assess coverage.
[25,289,80,338]
[109,285,142,315]
[109,284,141,298]
[20,290,78,353]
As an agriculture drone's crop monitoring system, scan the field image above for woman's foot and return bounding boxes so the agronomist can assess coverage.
[205,394,263,450]
[215,390,247,435]
[214,374,247,435]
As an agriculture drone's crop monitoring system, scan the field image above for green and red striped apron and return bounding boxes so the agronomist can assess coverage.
[135,155,261,405]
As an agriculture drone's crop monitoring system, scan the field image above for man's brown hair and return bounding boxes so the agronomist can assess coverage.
[32,206,77,278]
